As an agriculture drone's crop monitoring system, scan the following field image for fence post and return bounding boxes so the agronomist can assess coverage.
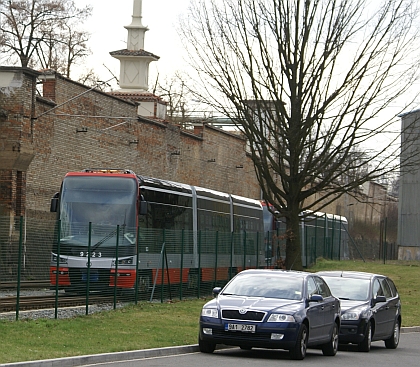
[304,221,308,267]
[324,213,327,257]
[180,229,184,300]
[229,232,234,278]
[113,225,120,309]
[16,216,24,321]
[54,220,61,319]
[331,216,336,260]
[213,231,218,288]
[134,225,140,304]
[384,217,388,264]
[86,222,92,315]
[198,230,202,299]
[265,231,270,268]
[243,231,247,270]
[160,229,165,303]
[314,218,318,261]
[256,232,260,269]
[338,217,342,261]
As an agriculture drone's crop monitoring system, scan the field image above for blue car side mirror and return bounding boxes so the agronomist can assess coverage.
[212,287,222,297]
[309,294,324,302]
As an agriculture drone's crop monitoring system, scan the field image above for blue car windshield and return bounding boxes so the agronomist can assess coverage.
[322,277,370,301]
[59,176,138,243]
[222,273,303,300]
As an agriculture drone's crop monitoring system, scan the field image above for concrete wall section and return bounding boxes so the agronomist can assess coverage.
[398,110,420,248]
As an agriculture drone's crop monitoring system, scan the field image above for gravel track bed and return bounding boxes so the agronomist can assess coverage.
[0,289,128,321]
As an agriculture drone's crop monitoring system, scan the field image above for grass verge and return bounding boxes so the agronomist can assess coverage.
[0,260,419,364]
[0,299,208,364]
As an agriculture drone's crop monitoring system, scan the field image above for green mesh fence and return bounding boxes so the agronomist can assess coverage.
[1,215,349,319]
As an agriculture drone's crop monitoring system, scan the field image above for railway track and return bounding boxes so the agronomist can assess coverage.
[0,280,51,290]
[0,294,117,313]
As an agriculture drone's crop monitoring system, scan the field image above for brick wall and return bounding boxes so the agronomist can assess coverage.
[2,69,261,219]
[1,67,394,228]
[0,67,39,217]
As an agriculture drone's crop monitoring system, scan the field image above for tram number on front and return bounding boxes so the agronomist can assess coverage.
[225,323,256,333]
[79,251,102,258]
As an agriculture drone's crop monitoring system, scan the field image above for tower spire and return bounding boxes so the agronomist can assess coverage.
[126,0,148,50]
[110,0,159,91]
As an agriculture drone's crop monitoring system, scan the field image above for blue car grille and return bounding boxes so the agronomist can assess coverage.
[222,309,265,321]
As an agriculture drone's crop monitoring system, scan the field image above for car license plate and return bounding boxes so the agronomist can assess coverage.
[225,323,256,333]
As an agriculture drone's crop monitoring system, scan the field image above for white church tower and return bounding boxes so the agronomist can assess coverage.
[110,0,166,119]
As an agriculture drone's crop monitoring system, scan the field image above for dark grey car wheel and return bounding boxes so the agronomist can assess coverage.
[358,320,372,352]
[385,320,400,349]
[322,322,339,356]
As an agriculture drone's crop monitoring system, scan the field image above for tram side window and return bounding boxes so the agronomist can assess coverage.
[138,190,194,254]
[198,210,231,254]
[152,203,192,229]
[140,189,193,230]
[197,210,230,232]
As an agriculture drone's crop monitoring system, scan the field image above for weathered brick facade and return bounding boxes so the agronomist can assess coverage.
[0,67,39,217]
[1,66,397,237]
[1,66,261,220]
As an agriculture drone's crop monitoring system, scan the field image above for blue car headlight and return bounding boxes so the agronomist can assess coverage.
[201,308,219,318]
[267,314,295,322]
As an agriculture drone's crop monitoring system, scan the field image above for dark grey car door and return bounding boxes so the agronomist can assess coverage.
[372,277,390,338]
[379,277,399,336]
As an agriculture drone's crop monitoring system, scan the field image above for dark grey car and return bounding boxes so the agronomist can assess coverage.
[317,271,401,352]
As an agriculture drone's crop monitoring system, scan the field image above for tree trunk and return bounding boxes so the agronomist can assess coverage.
[285,210,303,270]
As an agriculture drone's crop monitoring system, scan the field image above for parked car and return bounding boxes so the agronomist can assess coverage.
[198,269,341,360]
[317,271,401,352]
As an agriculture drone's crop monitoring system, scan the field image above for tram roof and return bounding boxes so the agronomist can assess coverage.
[137,175,192,194]
[137,175,261,209]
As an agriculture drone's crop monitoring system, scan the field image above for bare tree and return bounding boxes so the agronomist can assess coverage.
[0,0,91,77]
[180,0,420,269]
[152,72,197,125]
[35,21,91,77]
[76,68,115,92]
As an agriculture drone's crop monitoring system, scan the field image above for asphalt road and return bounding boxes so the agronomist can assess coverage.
[87,332,420,367]
[6,330,418,367]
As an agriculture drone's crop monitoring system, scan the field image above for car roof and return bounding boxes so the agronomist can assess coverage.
[316,270,386,280]
[238,269,312,278]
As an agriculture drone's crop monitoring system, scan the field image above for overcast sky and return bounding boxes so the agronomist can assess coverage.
[73,0,191,89]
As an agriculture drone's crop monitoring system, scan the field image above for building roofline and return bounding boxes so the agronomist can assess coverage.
[0,66,41,78]
[398,108,420,118]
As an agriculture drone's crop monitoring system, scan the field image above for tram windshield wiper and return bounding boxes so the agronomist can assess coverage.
[91,229,117,251]
[91,224,126,251]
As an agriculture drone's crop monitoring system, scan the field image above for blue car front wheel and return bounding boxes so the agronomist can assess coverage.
[290,323,308,360]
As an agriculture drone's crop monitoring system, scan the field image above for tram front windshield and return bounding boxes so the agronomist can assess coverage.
[59,176,138,245]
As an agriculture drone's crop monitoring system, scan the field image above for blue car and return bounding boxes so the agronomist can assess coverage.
[198,269,341,360]
[317,271,401,352]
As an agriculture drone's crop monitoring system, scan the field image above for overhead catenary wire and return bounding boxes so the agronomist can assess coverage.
[33,77,116,120]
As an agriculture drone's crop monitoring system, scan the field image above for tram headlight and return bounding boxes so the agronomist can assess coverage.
[51,254,68,264]
[113,257,134,265]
